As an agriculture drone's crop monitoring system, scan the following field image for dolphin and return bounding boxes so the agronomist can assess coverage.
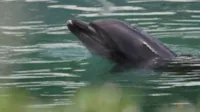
[67,19,176,71]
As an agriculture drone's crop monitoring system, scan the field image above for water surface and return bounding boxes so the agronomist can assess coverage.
[1,0,200,111]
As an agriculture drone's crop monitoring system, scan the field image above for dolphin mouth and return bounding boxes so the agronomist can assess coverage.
[67,20,96,36]
[67,19,112,58]
[67,19,104,46]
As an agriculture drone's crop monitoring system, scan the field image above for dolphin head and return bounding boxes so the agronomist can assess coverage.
[67,19,176,68]
[67,19,118,59]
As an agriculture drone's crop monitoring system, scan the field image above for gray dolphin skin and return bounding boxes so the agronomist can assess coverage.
[67,19,177,71]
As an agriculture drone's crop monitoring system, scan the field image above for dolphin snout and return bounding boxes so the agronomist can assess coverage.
[67,20,73,26]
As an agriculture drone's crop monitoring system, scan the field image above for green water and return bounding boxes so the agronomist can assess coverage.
[1,0,200,111]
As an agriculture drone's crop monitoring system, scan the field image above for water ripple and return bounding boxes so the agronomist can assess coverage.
[25,0,57,3]
[1,24,68,35]
[127,0,200,3]
[1,0,200,109]
[173,19,200,22]
[78,11,176,17]
[125,18,161,21]
[48,5,144,11]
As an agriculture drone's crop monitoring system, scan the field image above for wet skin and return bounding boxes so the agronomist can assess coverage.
[67,19,176,71]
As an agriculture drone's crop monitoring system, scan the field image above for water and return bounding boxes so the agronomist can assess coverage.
[1,0,200,111]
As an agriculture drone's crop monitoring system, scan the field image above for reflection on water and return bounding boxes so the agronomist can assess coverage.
[1,0,200,111]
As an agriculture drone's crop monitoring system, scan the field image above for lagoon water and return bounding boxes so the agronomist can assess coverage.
[1,0,200,111]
